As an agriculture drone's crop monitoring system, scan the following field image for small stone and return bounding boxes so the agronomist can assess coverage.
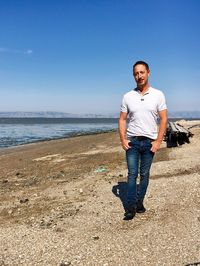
[93,236,99,240]
[2,179,8,183]
[79,188,83,194]
[57,214,64,219]
[55,227,64,233]
[60,262,71,266]
[46,221,53,227]
[8,210,13,215]
[20,198,29,204]
[119,174,123,177]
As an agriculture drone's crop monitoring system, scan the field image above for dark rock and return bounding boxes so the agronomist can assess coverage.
[20,198,29,204]
[93,236,100,240]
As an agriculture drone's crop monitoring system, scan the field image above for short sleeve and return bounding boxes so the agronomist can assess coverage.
[157,91,167,111]
[120,96,128,113]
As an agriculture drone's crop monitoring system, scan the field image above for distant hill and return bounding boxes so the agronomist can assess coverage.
[167,111,200,119]
[0,112,107,118]
[0,111,200,118]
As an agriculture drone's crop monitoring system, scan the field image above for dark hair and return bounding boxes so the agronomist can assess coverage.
[133,61,149,71]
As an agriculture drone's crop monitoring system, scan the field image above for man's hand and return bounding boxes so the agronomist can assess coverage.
[121,139,131,151]
[150,140,162,153]
[119,112,130,151]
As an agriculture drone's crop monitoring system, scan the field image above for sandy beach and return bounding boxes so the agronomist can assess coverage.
[0,120,200,266]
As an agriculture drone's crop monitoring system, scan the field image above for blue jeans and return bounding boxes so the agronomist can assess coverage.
[126,137,154,209]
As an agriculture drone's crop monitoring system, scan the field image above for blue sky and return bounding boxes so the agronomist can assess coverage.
[0,0,200,115]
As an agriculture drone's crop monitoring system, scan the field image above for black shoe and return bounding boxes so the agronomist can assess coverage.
[136,201,146,213]
[123,207,136,220]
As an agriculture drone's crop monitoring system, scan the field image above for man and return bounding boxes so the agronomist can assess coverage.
[118,61,168,220]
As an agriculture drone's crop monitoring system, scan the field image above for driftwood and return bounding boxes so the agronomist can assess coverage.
[164,121,193,148]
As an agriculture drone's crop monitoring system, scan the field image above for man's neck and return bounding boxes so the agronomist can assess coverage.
[137,84,150,95]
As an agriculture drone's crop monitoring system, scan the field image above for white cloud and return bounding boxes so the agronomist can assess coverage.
[0,47,33,55]
[24,50,33,54]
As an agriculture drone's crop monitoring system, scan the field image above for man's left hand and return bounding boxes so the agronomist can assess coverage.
[151,140,162,153]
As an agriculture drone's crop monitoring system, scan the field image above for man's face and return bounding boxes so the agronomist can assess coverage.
[133,64,150,88]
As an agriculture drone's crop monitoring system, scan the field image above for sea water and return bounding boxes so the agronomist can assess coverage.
[0,118,118,148]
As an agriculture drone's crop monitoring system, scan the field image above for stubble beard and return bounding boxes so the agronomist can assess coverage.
[137,80,148,90]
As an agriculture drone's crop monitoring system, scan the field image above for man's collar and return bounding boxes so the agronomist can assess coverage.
[134,86,151,95]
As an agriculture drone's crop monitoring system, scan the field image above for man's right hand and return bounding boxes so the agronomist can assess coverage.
[121,139,131,151]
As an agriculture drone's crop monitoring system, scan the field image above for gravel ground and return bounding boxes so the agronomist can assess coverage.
[0,121,200,266]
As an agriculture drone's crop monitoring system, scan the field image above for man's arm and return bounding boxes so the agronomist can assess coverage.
[151,109,168,153]
[118,112,131,150]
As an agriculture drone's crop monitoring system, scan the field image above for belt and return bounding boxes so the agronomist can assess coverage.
[131,136,154,141]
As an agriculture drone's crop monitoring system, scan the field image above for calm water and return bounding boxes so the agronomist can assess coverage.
[0,118,118,148]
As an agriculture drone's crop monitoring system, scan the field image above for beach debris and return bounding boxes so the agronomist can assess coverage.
[79,188,83,194]
[20,198,29,204]
[94,166,107,173]
[165,122,193,148]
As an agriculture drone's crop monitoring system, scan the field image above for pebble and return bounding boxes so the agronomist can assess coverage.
[60,262,71,266]
[20,198,29,204]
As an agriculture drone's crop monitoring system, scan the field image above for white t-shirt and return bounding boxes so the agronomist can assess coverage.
[120,87,167,140]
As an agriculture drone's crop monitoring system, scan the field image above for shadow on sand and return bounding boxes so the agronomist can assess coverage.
[112,182,142,212]
[185,263,200,266]
[112,182,128,212]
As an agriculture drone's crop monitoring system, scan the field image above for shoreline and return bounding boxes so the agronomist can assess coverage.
[0,128,118,151]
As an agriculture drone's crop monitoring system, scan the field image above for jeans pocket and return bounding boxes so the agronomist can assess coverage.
[129,138,137,147]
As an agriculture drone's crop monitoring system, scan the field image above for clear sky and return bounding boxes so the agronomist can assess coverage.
[0,0,200,115]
